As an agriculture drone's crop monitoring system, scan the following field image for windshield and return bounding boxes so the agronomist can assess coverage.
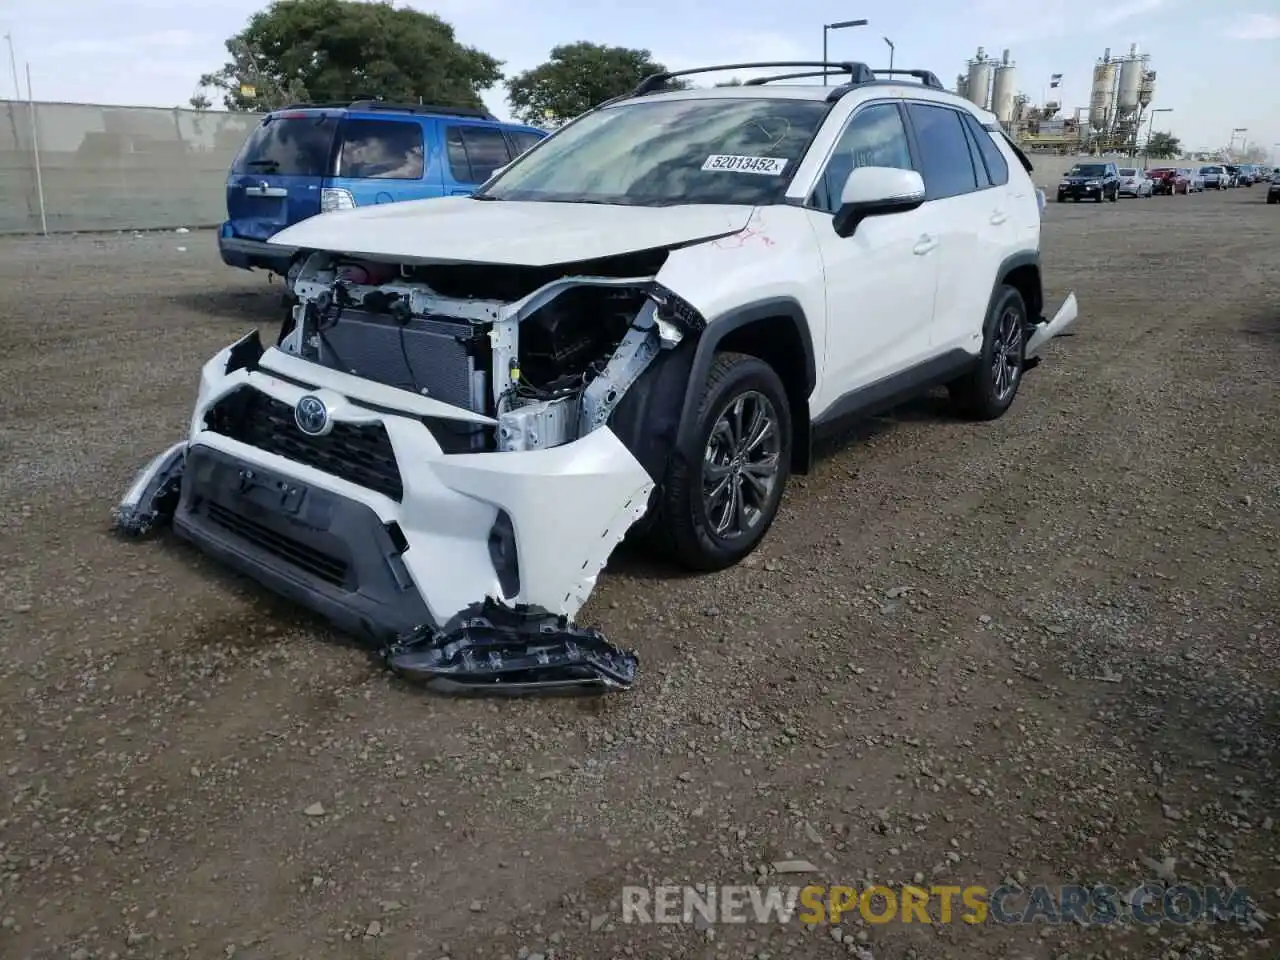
[1119,168,1137,176]
[476,97,829,206]
[233,113,339,176]
[1068,164,1107,177]
[1200,166,1221,173]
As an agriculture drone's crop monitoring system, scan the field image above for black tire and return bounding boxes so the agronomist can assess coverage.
[948,285,1027,421]
[650,352,792,571]
[1108,187,1119,202]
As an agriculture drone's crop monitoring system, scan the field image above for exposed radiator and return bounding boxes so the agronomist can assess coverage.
[313,309,487,413]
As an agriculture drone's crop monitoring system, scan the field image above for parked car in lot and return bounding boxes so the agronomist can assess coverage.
[1199,165,1228,189]
[1222,165,1241,188]
[1235,165,1258,186]
[1057,162,1120,202]
[1147,167,1181,195]
[1118,167,1153,197]
[219,101,547,276]
[115,59,1079,689]
[1268,172,1280,205]
[1180,168,1204,193]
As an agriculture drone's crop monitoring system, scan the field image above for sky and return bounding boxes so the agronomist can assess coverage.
[2,0,1277,159]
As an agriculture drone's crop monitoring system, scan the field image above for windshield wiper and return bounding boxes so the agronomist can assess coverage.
[471,194,501,201]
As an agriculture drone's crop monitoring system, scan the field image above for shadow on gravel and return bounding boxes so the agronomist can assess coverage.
[1239,308,1280,350]
[171,286,284,323]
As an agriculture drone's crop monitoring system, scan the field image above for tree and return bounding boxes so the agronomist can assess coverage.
[1145,131,1181,159]
[715,78,745,87]
[506,42,686,126]
[196,0,502,112]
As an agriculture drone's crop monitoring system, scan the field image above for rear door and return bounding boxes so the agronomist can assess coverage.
[328,116,433,206]
[225,111,339,241]
[902,101,996,354]
[442,123,515,195]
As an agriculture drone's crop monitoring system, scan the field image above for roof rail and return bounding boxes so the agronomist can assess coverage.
[632,60,875,96]
[743,68,867,85]
[276,101,355,111]
[348,100,497,120]
[869,68,945,90]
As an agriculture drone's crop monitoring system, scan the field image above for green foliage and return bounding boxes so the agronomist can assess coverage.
[714,78,745,87]
[506,42,687,126]
[196,0,502,112]
[1145,131,1181,159]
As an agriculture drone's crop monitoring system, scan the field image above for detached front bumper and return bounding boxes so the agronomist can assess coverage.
[116,332,651,692]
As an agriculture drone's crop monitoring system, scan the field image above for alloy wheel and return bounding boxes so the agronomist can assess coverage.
[702,391,782,540]
[991,307,1023,401]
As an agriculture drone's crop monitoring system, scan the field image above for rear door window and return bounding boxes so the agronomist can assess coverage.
[905,103,979,201]
[962,113,1009,186]
[336,119,425,179]
[445,125,514,184]
[232,114,339,176]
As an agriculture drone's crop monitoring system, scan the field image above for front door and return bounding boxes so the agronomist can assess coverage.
[804,101,942,413]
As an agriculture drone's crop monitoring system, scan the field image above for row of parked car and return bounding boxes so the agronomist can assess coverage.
[1057,161,1280,202]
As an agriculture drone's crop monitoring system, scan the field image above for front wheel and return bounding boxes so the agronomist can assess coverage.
[651,352,792,571]
[948,286,1027,421]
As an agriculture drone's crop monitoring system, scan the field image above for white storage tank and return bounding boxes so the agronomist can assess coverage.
[966,47,994,110]
[1089,49,1117,131]
[1115,43,1147,122]
[991,49,1017,125]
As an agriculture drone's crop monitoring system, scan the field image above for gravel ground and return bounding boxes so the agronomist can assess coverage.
[0,189,1278,960]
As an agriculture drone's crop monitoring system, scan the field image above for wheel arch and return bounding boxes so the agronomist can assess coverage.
[675,298,817,475]
[991,251,1044,328]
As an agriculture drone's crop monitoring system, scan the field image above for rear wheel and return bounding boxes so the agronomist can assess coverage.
[650,352,792,571]
[949,285,1026,421]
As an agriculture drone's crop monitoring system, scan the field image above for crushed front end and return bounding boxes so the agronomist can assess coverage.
[115,249,702,693]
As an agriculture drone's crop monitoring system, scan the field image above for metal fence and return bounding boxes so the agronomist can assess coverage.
[0,100,264,234]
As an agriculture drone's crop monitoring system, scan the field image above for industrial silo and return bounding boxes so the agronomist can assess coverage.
[956,74,969,99]
[1115,43,1148,124]
[991,49,1017,126]
[1139,68,1156,109]
[1088,49,1118,131]
[966,47,995,111]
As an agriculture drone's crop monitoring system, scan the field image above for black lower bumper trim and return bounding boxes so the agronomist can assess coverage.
[172,445,432,645]
[384,598,639,695]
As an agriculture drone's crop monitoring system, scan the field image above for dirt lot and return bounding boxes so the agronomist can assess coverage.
[1,189,1277,960]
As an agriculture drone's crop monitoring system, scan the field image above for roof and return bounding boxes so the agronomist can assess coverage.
[604,81,988,116]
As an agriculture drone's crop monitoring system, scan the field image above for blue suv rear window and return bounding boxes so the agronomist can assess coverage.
[233,113,339,176]
[337,118,425,179]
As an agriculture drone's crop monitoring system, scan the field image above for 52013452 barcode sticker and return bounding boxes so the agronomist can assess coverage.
[700,154,789,175]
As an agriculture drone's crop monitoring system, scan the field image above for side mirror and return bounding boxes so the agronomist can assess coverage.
[832,166,927,238]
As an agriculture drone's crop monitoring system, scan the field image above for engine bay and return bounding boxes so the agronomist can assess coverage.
[280,251,690,453]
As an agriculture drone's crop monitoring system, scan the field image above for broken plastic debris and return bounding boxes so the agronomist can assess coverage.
[112,441,186,537]
[383,598,638,695]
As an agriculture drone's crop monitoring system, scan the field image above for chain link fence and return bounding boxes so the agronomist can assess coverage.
[1,100,264,234]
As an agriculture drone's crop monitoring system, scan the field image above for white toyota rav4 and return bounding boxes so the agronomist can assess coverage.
[117,61,1078,691]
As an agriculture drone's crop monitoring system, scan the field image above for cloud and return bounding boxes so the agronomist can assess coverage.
[1223,13,1280,39]
[41,29,196,58]
[969,0,1163,42]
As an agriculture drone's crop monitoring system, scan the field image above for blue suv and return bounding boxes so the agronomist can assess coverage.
[218,101,547,275]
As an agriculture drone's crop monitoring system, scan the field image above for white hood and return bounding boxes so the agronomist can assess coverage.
[269,196,756,267]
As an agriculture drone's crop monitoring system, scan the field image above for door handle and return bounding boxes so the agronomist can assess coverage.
[245,185,288,198]
[912,235,938,255]
[990,211,1008,225]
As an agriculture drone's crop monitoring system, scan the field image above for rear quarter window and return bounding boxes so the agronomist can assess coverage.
[337,119,425,179]
[962,113,1009,186]
[509,130,544,156]
[232,114,340,176]
[446,125,514,184]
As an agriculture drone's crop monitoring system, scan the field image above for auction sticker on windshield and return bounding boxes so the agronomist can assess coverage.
[701,155,789,175]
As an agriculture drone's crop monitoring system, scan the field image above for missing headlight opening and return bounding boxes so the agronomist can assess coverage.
[281,250,689,455]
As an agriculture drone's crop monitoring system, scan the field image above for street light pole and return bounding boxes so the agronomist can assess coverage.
[822,18,869,85]
[1144,107,1171,161]
[883,36,894,71]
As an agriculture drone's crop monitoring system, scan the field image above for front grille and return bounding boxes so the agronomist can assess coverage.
[204,501,350,587]
[205,388,404,501]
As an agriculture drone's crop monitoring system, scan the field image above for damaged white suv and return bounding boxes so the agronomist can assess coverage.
[117,61,1077,692]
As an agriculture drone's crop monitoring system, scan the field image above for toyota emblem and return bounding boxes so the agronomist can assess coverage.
[294,395,331,436]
